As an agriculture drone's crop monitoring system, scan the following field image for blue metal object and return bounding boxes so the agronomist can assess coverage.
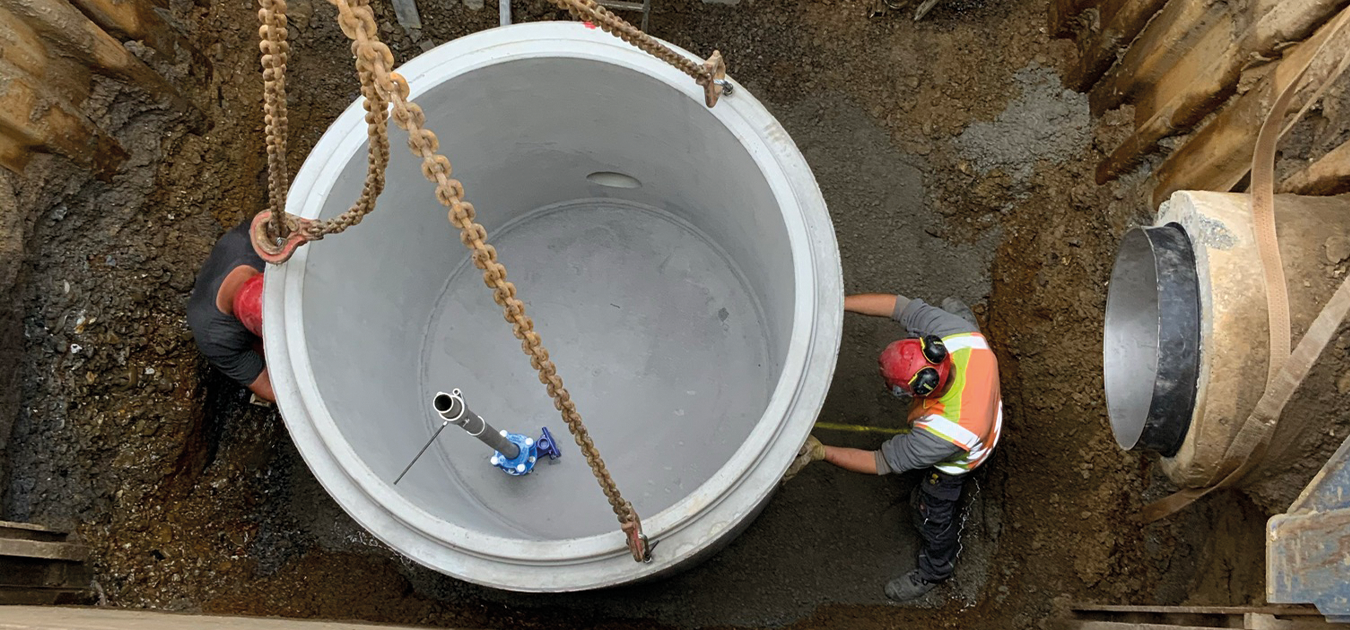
[1267,432,1350,622]
[537,426,563,461]
[490,432,538,476]
[488,428,564,475]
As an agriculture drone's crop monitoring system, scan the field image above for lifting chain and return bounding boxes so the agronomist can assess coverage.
[250,0,671,562]
[548,0,728,107]
[250,0,728,261]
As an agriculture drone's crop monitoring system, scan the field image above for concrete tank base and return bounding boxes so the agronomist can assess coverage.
[263,23,843,591]
[426,199,774,540]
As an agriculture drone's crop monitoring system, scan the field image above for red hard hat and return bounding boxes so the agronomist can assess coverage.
[233,273,264,338]
[879,336,952,398]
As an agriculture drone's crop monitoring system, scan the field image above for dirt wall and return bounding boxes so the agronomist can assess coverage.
[0,0,1287,627]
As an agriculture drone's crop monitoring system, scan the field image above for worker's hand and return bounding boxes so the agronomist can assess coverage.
[783,436,827,481]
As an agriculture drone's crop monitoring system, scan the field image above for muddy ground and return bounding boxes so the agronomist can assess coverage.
[7,0,1346,626]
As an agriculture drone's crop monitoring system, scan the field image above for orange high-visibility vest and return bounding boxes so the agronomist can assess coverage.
[907,332,1003,475]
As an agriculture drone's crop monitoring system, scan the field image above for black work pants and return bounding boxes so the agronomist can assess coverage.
[910,469,966,583]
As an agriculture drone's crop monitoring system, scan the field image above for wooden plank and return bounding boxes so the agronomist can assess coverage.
[0,521,66,536]
[0,557,85,588]
[0,586,93,606]
[1060,622,1236,630]
[1095,0,1347,183]
[0,6,48,79]
[0,538,90,563]
[0,606,478,629]
[0,129,31,174]
[1093,0,1139,32]
[1150,6,1350,205]
[1066,0,1167,91]
[0,58,128,178]
[0,5,93,109]
[0,68,122,171]
[0,558,65,588]
[66,0,205,68]
[1088,0,1227,114]
[1281,140,1350,195]
[0,0,196,115]
[0,521,70,543]
[1072,604,1325,616]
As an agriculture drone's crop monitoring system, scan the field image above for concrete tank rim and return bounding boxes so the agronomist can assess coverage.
[262,22,844,591]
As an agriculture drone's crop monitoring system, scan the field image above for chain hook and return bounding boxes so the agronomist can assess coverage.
[622,517,656,563]
[700,51,728,108]
[251,211,315,264]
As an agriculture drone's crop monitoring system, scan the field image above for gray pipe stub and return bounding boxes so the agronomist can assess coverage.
[261,23,843,591]
[1103,224,1200,455]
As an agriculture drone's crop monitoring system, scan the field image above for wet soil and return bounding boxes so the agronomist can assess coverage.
[1,0,1317,626]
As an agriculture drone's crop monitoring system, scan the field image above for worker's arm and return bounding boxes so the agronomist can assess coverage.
[893,299,979,337]
[844,294,906,318]
[823,445,880,474]
[248,368,276,403]
[874,429,964,474]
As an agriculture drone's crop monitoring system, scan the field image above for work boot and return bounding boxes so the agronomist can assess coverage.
[884,570,937,603]
[940,297,978,329]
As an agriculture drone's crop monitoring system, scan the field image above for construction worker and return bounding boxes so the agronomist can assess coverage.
[786,293,1002,603]
[187,220,273,402]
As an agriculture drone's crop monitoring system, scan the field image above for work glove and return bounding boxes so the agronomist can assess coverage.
[783,436,827,481]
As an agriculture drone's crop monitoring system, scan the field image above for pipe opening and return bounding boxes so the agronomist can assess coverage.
[433,393,453,414]
[1104,223,1200,456]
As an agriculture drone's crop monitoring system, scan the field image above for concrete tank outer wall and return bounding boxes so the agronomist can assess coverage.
[1156,191,1350,501]
[260,23,844,591]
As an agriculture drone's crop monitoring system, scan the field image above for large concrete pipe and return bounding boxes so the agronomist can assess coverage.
[1104,191,1350,510]
[261,23,843,591]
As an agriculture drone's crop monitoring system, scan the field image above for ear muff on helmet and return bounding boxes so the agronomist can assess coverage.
[907,336,949,397]
[919,335,948,364]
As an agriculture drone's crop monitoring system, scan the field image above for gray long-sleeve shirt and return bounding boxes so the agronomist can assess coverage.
[872,296,980,475]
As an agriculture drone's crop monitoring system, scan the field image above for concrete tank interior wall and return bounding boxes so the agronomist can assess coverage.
[265,23,843,590]
[297,57,792,537]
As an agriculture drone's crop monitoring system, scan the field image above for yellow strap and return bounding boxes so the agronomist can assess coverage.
[813,421,909,435]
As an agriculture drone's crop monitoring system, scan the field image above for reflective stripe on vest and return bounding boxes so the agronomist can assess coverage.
[933,402,1003,475]
[941,335,989,352]
[910,332,1002,475]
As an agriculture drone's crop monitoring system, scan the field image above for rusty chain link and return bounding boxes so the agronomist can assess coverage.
[252,0,394,259]
[548,0,728,107]
[252,0,670,561]
[257,0,290,239]
[252,0,726,261]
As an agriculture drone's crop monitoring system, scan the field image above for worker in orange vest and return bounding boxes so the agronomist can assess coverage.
[785,293,1003,602]
[187,221,273,402]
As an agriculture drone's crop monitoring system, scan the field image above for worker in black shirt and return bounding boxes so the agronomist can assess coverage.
[186,221,273,401]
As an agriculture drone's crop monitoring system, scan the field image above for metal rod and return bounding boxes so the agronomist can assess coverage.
[499,0,510,27]
[394,419,453,484]
[433,390,520,458]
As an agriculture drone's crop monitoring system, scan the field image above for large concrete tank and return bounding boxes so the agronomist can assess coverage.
[262,23,843,591]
